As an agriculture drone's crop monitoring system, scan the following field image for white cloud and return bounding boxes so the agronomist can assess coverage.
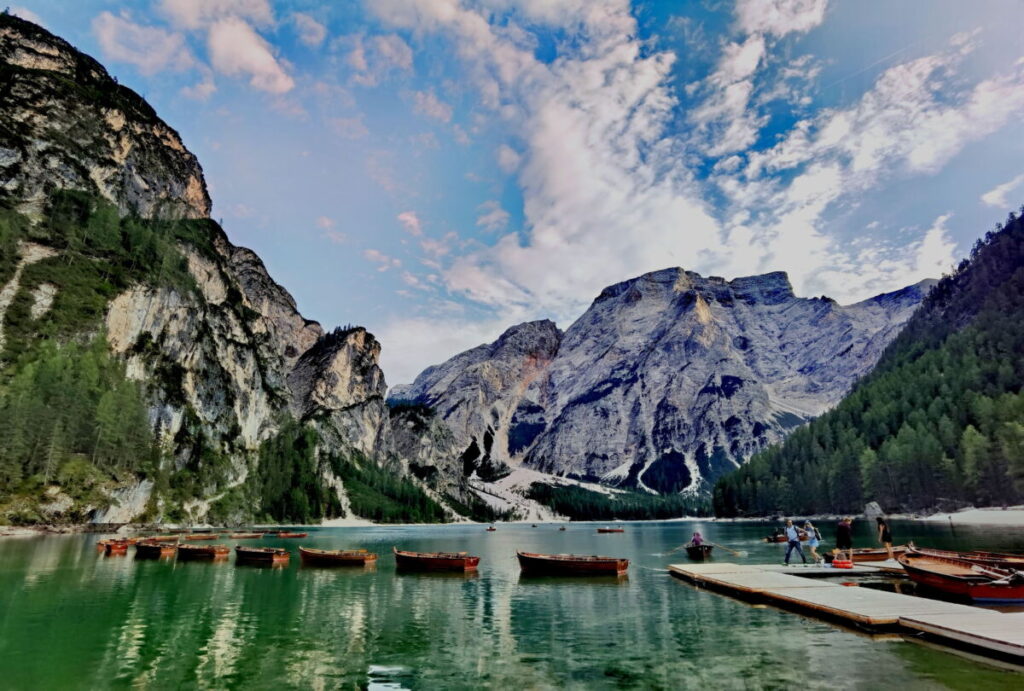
[9,6,44,26]
[207,18,294,93]
[363,249,402,271]
[397,211,423,236]
[343,33,413,86]
[92,12,196,75]
[981,173,1024,208]
[292,12,326,47]
[411,90,453,122]
[329,116,369,139]
[476,200,510,232]
[734,0,829,38]
[158,0,274,30]
[496,144,521,173]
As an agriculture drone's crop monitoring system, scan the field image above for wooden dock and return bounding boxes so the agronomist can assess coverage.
[669,562,1024,664]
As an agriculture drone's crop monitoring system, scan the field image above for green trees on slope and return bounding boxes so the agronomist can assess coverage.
[526,483,710,520]
[714,209,1024,516]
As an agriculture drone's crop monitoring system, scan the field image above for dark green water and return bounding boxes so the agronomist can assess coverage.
[1,520,1022,690]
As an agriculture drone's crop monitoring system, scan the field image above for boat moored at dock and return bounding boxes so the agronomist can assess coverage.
[235,546,290,565]
[277,532,308,538]
[135,540,177,558]
[177,543,230,560]
[898,552,1024,603]
[185,534,220,541]
[299,547,377,566]
[393,547,479,571]
[517,551,629,576]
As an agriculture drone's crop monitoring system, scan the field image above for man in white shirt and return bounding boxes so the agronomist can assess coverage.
[783,519,806,565]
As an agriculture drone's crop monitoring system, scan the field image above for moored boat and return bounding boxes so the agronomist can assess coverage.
[299,547,377,566]
[685,543,713,561]
[235,546,289,564]
[393,547,479,571]
[516,551,629,576]
[898,552,1024,603]
[907,544,1024,569]
[102,539,131,555]
[177,543,230,560]
[135,540,177,558]
[146,535,180,542]
[185,534,220,541]
[277,532,308,538]
[597,528,625,534]
[230,533,264,539]
[848,545,908,562]
[763,533,808,543]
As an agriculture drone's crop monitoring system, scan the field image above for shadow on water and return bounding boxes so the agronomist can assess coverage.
[516,574,629,586]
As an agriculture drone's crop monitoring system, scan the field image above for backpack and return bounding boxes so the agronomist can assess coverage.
[813,527,821,541]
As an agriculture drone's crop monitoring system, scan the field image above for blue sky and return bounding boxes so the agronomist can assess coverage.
[10,1,1024,384]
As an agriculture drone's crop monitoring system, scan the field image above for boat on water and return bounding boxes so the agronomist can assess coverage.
[559,526,567,531]
[597,528,624,534]
[486,526,497,532]
[135,540,177,558]
[906,544,1024,569]
[763,533,808,543]
[101,539,131,555]
[177,543,230,560]
[235,546,290,564]
[393,547,480,571]
[516,551,629,576]
[685,543,713,561]
[185,534,220,541]
[848,545,908,562]
[277,532,308,538]
[299,547,377,566]
[230,532,264,539]
[146,535,180,543]
[898,552,1024,603]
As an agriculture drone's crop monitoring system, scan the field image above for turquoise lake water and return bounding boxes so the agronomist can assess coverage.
[0,520,1022,689]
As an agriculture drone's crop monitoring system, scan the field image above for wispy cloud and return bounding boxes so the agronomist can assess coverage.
[981,173,1024,208]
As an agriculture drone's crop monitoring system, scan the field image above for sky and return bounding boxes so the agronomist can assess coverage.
[10,0,1024,385]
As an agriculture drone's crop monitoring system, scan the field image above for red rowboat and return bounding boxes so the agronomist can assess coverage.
[906,544,1024,569]
[299,547,377,566]
[898,552,1024,603]
[486,527,497,532]
[277,532,308,538]
[146,535,180,542]
[763,534,808,543]
[393,547,479,571]
[597,528,625,534]
[102,539,130,555]
[185,534,220,541]
[177,543,230,560]
[849,545,908,562]
[230,533,264,539]
[135,540,177,558]
[235,546,289,564]
[517,551,629,576]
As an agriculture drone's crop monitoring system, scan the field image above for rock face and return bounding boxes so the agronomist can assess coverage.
[0,14,457,523]
[393,268,934,494]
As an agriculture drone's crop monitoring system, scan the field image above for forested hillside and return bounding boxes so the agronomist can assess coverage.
[714,207,1024,516]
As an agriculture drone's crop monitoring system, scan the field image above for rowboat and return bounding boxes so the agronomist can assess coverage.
[146,535,180,542]
[486,527,497,532]
[185,534,220,541]
[517,551,629,576]
[898,552,1024,603]
[685,543,714,561]
[135,540,177,558]
[102,539,130,555]
[177,543,229,560]
[906,544,1024,569]
[597,528,624,534]
[849,545,908,562]
[277,532,308,538]
[299,547,377,566]
[235,546,289,564]
[393,547,479,571]
[763,534,808,543]
[559,526,566,531]
[230,533,264,539]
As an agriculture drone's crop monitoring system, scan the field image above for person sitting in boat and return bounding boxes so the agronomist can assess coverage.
[690,532,704,546]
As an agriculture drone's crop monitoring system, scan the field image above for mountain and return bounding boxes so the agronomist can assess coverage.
[0,14,481,526]
[392,267,933,494]
[714,210,1024,516]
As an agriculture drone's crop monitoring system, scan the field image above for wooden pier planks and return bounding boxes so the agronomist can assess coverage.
[669,562,1020,663]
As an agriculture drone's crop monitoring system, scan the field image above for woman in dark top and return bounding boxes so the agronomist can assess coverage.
[834,517,852,562]
[876,516,894,560]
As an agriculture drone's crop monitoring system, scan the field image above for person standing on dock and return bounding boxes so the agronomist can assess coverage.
[876,517,894,560]
[804,521,823,564]
[782,519,806,565]
[835,517,853,562]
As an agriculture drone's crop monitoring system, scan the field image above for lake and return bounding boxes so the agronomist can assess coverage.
[1,520,1022,689]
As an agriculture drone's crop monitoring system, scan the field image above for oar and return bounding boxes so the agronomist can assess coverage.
[706,541,744,557]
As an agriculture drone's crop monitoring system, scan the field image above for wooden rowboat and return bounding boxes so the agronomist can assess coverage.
[763,534,808,543]
[177,543,229,560]
[907,544,1024,569]
[898,552,1024,603]
[485,527,497,532]
[597,528,625,534]
[299,546,377,566]
[277,532,308,538]
[517,551,629,576]
[393,547,479,571]
[135,540,177,558]
[235,546,289,564]
[102,539,130,555]
[230,533,264,539]
[685,543,713,561]
[185,534,220,541]
[849,545,908,562]
[146,535,180,542]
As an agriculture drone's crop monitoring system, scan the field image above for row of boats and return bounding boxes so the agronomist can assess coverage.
[99,538,630,575]
[898,544,1024,603]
